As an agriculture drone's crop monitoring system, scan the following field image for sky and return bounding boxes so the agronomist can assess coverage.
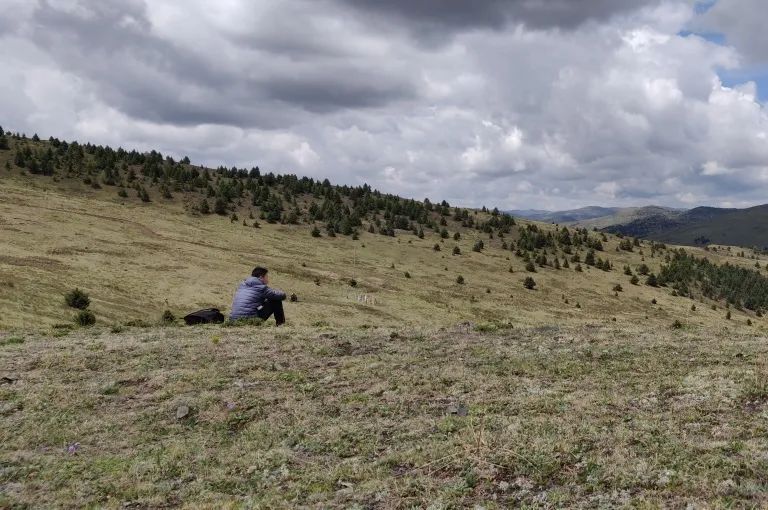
[1,0,768,211]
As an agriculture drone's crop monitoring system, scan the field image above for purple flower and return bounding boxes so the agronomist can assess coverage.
[226,402,236,411]
[67,442,81,455]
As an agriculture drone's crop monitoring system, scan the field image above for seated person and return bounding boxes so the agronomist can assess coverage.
[230,266,286,325]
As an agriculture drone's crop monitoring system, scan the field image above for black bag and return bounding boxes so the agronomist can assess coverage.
[183,308,225,325]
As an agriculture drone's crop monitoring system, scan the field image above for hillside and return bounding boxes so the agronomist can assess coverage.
[507,206,622,224]
[1,130,768,332]
[5,131,768,507]
[604,205,768,250]
[513,203,768,250]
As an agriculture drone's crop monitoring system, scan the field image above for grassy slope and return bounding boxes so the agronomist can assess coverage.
[3,138,768,507]
[2,323,768,507]
[1,165,765,332]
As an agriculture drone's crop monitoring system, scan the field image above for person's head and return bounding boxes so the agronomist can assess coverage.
[252,266,269,284]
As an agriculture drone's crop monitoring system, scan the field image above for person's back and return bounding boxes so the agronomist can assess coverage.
[230,267,286,325]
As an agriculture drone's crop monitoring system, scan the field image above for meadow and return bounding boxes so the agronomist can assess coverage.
[2,135,768,507]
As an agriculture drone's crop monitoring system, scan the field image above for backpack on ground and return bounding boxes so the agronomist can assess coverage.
[183,308,225,325]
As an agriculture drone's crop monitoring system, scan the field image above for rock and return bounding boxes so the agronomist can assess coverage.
[176,405,190,420]
[447,402,469,417]
[0,376,15,385]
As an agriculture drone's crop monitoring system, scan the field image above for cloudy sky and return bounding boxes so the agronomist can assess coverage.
[2,0,767,210]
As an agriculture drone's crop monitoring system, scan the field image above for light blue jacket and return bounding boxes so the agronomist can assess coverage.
[230,277,286,319]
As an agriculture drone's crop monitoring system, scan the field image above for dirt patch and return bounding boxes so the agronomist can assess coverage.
[0,255,67,270]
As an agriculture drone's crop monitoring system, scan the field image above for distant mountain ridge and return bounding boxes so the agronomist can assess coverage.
[509,204,768,249]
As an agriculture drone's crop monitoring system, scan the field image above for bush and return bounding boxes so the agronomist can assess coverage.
[349,279,357,287]
[456,275,465,285]
[525,261,536,273]
[523,276,536,290]
[161,310,175,324]
[630,275,639,285]
[433,243,441,251]
[74,310,96,327]
[472,240,484,252]
[613,284,623,292]
[671,320,683,329]
[64,288,90,310]
[452,246,461,256]
[404,271,411,279]
[311,226,321,237]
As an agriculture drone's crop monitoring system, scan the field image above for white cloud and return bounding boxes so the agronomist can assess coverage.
[1,0,767,210]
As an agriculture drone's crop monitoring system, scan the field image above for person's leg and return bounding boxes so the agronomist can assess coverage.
[257,300,286,325]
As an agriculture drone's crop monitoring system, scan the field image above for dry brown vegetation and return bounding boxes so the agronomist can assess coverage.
[3,138,768,508]
[3,322,768,508]
[1,169,764,333]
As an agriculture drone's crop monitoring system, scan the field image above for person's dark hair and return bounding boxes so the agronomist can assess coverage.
[252,267,268,278]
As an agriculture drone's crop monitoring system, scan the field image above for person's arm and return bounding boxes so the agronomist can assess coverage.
[264,286,287,301]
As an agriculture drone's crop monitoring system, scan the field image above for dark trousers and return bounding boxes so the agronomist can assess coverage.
[257,300,285,325]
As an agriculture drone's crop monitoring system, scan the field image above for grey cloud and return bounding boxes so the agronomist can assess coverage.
[23,0,417,128]
[338,0,662,33]
[2,0,768,211]
[693,0,768,64]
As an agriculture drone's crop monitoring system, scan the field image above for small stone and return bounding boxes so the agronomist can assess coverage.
[176,405,190,419]
[447,402,469,416]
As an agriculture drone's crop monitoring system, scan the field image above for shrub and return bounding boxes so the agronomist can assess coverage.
[349,279,357,287]
[613,284,623,292]
[453,246,461,256]
[523,276,536,290]
[64,288,90,310]
[472,240,484,252]
[404,271,411,279]
[311,226,321,237]
[433,243,441,251]
[726,310,732,320]
[161,310,175,324]
[651,298,658,304]
[630,275,639,285]
[290,293,298,302]
[525,261,536,273]
[691,304,696,312]
[671,320,683,329]
[456,275,465,285]
[646,274,658,287]
[117,188,128,198]
[74,310,96,327]
[575,264,583,272]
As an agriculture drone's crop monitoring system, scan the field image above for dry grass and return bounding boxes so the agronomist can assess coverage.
[2,322,768,508]
[1,172,764,333]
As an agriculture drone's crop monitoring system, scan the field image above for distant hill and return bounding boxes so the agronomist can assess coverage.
[604,205,768,250]
[508,206,622,224]
[513,204,768,249]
